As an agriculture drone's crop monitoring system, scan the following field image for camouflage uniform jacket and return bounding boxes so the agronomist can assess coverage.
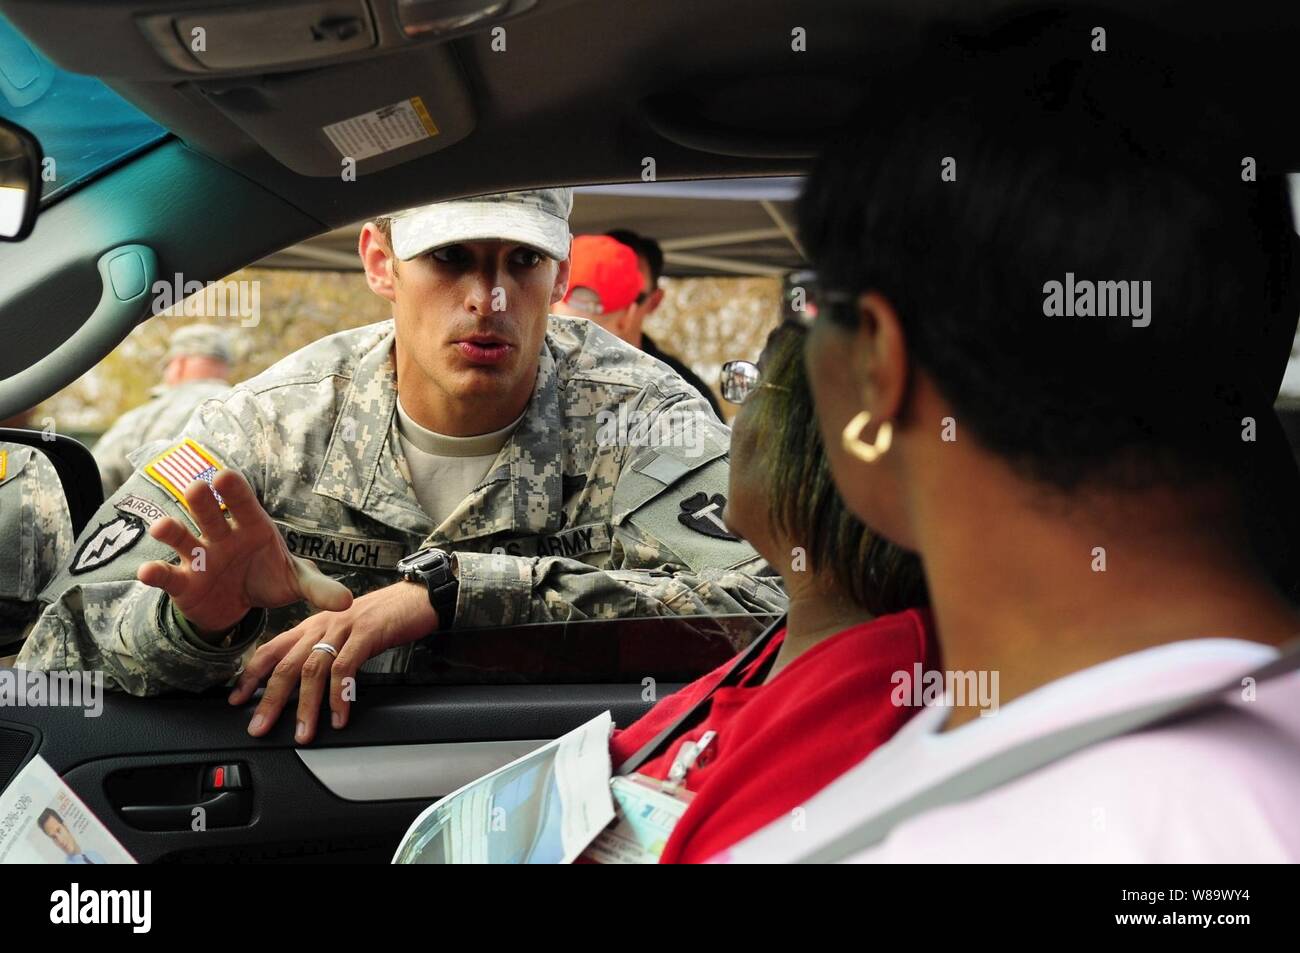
[19,317,786,694]
[94,378,234,495]
[0,442,74,647]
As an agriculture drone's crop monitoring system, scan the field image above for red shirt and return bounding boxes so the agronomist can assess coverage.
[608,609,935,864]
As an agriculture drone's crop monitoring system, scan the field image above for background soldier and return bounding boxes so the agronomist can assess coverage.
[556,232,725,419]
[606,228,725,419]
[93,323,234,495]
[19,189,785,736]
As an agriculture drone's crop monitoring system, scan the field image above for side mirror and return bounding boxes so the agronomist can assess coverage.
[0,116,42,242]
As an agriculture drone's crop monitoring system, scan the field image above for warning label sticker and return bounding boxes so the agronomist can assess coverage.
[323,97,439,161]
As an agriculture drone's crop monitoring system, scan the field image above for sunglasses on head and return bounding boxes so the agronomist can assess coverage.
[782,270,857,330]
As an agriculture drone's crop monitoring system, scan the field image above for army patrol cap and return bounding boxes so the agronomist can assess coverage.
[389,188,573,262]
[165,324,233,364]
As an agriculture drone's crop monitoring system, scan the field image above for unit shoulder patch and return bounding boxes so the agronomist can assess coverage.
[677,491,738,540]
[70,514,147,575]
[0,446,34,488]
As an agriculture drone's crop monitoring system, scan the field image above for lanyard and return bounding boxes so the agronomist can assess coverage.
[614,613,787,777]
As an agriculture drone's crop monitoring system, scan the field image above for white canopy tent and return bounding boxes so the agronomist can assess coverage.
[254,177,808,278]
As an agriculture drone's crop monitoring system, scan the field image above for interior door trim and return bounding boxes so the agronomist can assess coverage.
[297,739,550,802]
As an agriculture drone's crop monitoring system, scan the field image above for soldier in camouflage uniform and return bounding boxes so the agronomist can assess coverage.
[0,441,73,653]
[93,324,234,495]
[18,189,786,739]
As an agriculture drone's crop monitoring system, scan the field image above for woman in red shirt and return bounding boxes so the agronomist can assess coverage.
[602,324,934,863]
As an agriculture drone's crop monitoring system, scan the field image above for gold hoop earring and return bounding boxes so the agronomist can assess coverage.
[842,411,893,463]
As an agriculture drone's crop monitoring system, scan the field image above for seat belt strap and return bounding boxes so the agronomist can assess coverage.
[795,638,1300,864]
[615,613,787,777]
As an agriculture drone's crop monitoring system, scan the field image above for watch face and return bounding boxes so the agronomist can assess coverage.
[399,548,446,575]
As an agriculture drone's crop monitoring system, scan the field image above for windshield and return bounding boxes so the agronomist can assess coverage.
[0,13,166,201]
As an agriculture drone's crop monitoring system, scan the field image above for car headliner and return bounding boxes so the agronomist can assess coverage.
[9,0,1288,229]
[1,0,869,227]
[0,0,1298,412]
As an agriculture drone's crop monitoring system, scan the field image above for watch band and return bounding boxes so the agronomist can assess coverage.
[430,564,458,630]
[399,548,459,630]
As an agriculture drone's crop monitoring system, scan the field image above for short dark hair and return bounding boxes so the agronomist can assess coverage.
[607,229,664,285]
[752,324,928,615]
[38,808,63,832]
[798,16,1300,492]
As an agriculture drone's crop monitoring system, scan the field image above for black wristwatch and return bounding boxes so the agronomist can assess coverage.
[397,547,459,630]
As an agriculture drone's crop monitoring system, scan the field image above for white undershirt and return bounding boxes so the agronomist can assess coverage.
[395,398,523,527]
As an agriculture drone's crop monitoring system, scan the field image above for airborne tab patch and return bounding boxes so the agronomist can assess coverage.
[115,494,169,526]
[144,439,225,512]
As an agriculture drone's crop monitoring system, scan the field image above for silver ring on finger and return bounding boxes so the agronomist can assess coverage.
[311,642,339,658]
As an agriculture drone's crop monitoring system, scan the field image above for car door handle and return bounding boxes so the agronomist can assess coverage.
[118,789,251,832]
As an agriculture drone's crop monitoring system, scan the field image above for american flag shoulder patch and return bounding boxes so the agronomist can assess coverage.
[143,438,226,511]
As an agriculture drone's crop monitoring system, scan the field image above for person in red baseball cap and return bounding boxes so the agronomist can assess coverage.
[553,234,646,343]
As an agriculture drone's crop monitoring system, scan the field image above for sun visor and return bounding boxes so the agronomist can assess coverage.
[196,45,475,176]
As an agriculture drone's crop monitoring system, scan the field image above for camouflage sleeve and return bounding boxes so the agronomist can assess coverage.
[17,585,265,695]
[454,549,787,627]
[25,448,74,594]
[453,396,788,627]
[0,446,75,646]
[17,392,272,695]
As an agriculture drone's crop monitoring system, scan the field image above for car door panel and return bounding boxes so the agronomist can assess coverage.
[0,683,669,863]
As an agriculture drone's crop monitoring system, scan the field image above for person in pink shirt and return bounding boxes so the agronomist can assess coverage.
[725,21,1300,863]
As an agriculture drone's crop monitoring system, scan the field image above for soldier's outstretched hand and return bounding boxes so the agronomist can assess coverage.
[136,469,353,636]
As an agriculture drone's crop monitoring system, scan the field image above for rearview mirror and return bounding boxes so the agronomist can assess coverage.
[0,116,42,241]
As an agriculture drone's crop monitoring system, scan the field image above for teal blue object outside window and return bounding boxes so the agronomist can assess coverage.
[0,13,167,201]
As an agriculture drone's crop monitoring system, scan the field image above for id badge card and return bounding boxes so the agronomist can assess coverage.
[579,773,694,864]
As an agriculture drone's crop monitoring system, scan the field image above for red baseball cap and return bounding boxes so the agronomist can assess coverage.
[563,234,645,314]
